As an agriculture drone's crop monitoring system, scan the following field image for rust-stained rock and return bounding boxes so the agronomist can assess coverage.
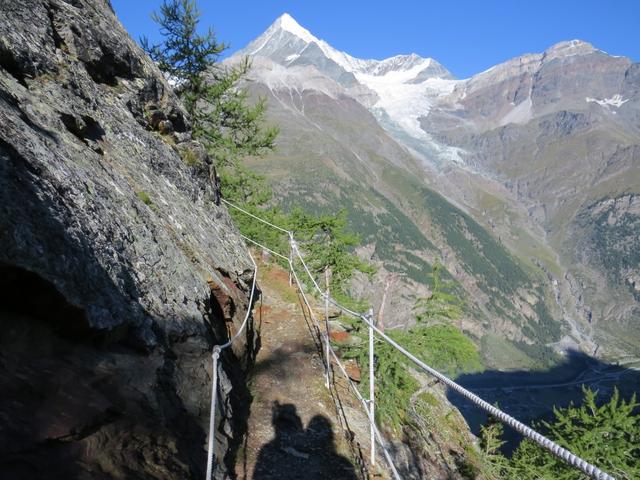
[344,360,361,383]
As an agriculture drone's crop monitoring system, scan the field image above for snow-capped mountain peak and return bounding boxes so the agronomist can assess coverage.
[371,53,427,73]
[274,13,317,44]
[238,14,453,81]
[232,13,460,163]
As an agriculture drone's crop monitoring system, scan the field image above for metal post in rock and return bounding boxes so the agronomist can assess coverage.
[324,267,331,389]
[367,307,376,466]
[206,348,221,480]
[288,234,294,286]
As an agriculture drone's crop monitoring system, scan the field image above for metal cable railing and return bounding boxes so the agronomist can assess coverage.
[291,235,616,480]
[210,198,617,480]
[205,247,258,480]
[289,258,402,479]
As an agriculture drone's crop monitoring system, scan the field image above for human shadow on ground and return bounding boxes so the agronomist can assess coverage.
[447,349,640,454]
[253,402,358,480]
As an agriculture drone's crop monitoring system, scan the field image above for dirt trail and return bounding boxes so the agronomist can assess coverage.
[235,261,368,479]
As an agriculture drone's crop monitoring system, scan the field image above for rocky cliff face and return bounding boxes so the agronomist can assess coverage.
[0,1,255,478]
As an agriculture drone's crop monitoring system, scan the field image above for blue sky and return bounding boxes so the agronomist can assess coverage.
[111,0,639,79]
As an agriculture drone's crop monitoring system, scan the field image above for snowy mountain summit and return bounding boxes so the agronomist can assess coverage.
[237,13,453,83]
[234,13,460,161]
[233,13,630,167]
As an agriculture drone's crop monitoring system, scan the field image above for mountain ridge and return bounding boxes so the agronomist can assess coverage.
[240,13,452,78]
[228,13,639,363]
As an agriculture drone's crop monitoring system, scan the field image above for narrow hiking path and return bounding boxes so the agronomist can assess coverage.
[235,259,368,480]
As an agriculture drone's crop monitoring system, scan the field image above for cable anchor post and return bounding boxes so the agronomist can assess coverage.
[367,307,376,466]
[324,267,331,389]
[288,233,295,286]
[206,347,222,480]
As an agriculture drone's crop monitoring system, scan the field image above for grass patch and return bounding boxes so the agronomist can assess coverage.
[137,190,153,206]
[480,334,538,370]
[181,146,202,167]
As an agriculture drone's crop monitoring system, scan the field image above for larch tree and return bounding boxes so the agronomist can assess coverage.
[141,0,278,170]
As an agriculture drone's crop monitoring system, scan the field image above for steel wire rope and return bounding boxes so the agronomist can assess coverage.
[206,245,258,479]
[219,198,617,480]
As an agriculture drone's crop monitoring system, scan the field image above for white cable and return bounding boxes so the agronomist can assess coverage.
[217,251,258,350]
[221,198,292,235]
[291,242,324,294]
[292,243,362,318]
[240,234,290,262]
[328,347,402,480]
[354,313,616,480]
[293,266,401,479]
[205,245,258,479]
[222,202,617,480]
[205,350,220,480]
[290,265,323,333]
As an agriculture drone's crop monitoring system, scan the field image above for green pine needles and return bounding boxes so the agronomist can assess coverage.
[141,7,640,479]
[142,0,225,96]
[142,0,277,167]
[356,324,482,432]
[286,208,376,310]
[481,387,639,479]
[341,263,481,433]
[414,261,464,324]
[143,1,372,310]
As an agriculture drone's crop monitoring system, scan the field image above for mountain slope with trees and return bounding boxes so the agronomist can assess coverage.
[227,23,568,370]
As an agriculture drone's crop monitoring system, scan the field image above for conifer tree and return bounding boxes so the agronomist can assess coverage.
[141,0,277,168]
[482,387,640,479]
[414,262,463,324]
[287,208,376,306]
[143,1,372,312]
[478,419,510,479]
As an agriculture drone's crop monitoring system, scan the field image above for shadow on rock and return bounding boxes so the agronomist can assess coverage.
[253,402,357,480]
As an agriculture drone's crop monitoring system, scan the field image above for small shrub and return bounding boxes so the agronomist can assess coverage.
[355,324,482,432]
[181,147,201,167]
[137,190,153,206]
[482,387,640,479]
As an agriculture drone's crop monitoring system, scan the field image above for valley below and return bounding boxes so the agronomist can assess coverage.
[231,12,640,370]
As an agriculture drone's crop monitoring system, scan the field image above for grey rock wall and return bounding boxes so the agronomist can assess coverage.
[0,0,255,478]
